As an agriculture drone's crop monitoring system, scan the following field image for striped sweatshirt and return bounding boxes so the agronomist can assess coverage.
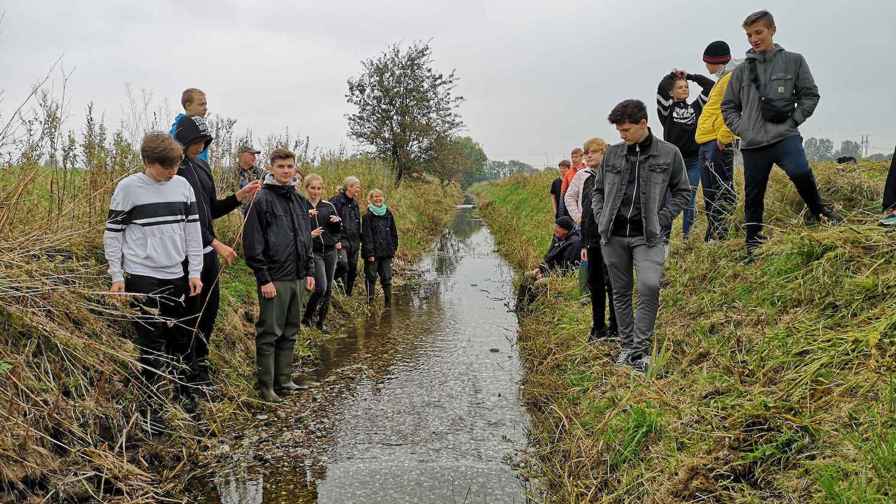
[103,173,203,283]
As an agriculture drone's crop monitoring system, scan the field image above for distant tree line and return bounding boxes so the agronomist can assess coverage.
[803,137,892,162]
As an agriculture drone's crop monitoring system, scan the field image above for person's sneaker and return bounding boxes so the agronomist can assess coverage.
[628,355,650,374]
[316,322,331,334]
[588,326,608,343]
[821,206,843,224]
[607,327,619,340]
[880,213,896,227]
[615,349,634,366]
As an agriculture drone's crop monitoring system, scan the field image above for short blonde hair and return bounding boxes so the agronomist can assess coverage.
[343,176,361,189]
[367,188,384,203]
[180,88,205,108]
[303,173,324,189]
[583,138,608,154]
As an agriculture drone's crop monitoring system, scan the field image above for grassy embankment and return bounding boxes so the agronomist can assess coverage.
[0,158,461,502]
[473,161,896,503]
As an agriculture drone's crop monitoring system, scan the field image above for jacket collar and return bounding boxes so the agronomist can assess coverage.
[746,43,783,62]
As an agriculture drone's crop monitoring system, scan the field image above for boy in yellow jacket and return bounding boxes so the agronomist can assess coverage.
[695,41,738,242]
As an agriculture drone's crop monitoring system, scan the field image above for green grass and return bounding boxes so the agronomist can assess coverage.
[474,160,896,502]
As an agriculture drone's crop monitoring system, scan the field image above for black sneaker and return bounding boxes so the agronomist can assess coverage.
[316,322,331,334]
[628,355,650,374]
[588,326,608,343]
[821,206,843,224]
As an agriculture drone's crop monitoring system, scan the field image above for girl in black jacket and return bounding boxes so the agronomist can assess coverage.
[361,189,398,306]
[302,174,343,332]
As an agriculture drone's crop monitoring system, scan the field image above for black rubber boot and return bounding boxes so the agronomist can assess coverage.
[274,345,300,396]
[257,352,282,403]
[383,284,392,307]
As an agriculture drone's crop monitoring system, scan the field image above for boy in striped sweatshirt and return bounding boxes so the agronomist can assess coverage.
[104,132,204,393]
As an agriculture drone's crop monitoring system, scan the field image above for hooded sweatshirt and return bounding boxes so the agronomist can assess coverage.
[695,61,739,145]
[656,73,715,159]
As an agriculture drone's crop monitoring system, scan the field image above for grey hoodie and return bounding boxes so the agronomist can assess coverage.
[721,44,819,150]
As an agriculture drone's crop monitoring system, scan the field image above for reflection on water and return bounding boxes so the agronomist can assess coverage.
[210,205,530,503]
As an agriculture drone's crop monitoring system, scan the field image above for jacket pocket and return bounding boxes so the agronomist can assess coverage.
[770,73,795,98]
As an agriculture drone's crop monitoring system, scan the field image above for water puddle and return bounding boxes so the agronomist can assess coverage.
[201,203,532,503]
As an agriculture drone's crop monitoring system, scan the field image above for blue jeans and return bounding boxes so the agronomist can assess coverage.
[682,156,701,237]
[742,135,823,245]
[699,141,736,241]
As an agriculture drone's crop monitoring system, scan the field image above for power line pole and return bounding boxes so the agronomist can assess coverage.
[860,134,871,157]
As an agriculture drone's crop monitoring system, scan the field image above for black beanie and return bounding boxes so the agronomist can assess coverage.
[703,41,731,64]
[555,216,575,232]
[174,116,214,152]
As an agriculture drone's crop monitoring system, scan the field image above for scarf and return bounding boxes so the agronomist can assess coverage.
[368,203,388,216]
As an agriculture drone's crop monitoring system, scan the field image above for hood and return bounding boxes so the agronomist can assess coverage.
[263,171,300,187]
[745,43,784,63]
[174,116,213,153]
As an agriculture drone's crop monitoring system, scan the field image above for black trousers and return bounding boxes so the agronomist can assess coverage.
[182,250,220,383]
[587,245,617,333]
[305,249,338,324]
[364,257,393,296]
[125,274,187,387]
[334,241,361,296]
[883,146,896,211]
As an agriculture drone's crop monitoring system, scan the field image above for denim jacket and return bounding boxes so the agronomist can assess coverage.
[592,134,691,247]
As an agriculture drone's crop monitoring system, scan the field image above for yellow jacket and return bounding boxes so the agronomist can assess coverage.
[695,71,736,145]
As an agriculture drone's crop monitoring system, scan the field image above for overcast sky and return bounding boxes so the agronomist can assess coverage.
[2,0,894,167]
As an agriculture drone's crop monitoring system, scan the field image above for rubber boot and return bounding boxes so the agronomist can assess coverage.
[274,345,300,395]
[256,351,281,403]
[383,283,392,307]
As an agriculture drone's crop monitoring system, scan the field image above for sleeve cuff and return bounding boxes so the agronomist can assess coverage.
[111,272,124,283]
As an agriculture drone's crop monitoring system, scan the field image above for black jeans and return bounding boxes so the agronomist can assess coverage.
[364,257,393,295]
[305,249,337,324]
[125,274,187,387]
[742,135,823,245]
[182,250,220,383]
[699,141,737,241]
[587,245,617,333]
[334,241,361,296]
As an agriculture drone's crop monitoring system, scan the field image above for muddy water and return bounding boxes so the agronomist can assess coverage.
[204,204,531,503]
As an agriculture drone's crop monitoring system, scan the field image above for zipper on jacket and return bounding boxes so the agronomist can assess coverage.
[626,145,641,237]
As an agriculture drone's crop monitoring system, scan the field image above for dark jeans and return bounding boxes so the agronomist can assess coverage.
[699,141,736,241]
[883,146,896,211]
[305,249,337,324]
[334,241,361,296]
[182,250,220,384]
[125,274,187,388]
[587,245,617,333]
[682,156,702,237]
[742,135,823,245]
[364,257,393,295]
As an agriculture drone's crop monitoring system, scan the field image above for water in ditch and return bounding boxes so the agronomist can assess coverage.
[202,204,532,503]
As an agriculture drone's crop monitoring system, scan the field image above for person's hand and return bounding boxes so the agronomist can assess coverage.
[580,248,588,261]
[260,282,277,299]
[311,227,323,238]
[110,281,125,294]
[212,239,238,266]
[368,256,375,262]
[308,208,319,217]
[716,141,728,152]
[236,180,261,203]
[673,68,686,79]
[535,270,544,280]
[188,277,203,297]
[329,214,341,223]
[305,276,315,291]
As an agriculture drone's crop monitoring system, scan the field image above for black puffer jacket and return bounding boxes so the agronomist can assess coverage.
[243,183,315,284]
[361,209,398,259]
[331,191,361,247]
[308,199,343,253]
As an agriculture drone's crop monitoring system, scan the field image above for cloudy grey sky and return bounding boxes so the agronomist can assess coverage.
[2,0,894,167]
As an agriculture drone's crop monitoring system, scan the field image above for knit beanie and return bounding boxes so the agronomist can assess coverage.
[174,116,214,152]
[703,41,731,64]
[556,216,575,232]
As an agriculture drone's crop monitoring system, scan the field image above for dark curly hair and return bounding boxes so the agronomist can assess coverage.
[607,99,648,126]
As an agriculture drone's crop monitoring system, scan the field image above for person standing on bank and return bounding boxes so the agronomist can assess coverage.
[237,144,264,215]
[592,100,691,373]
[551,160,571,219]
[362,189,398,306]
[568,137,618,342]
[656,68,715,239]
[721,10,841,255]
[695,40,739,242]
[243,148,316,403]
[174,116,261,390]
[331,177,363,295]
[302,174,342,333]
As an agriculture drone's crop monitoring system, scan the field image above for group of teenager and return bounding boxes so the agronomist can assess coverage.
[103,88,402,421]
[534,10,843,373]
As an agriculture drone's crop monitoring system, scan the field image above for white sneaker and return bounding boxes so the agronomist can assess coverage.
[615,349,634,366]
